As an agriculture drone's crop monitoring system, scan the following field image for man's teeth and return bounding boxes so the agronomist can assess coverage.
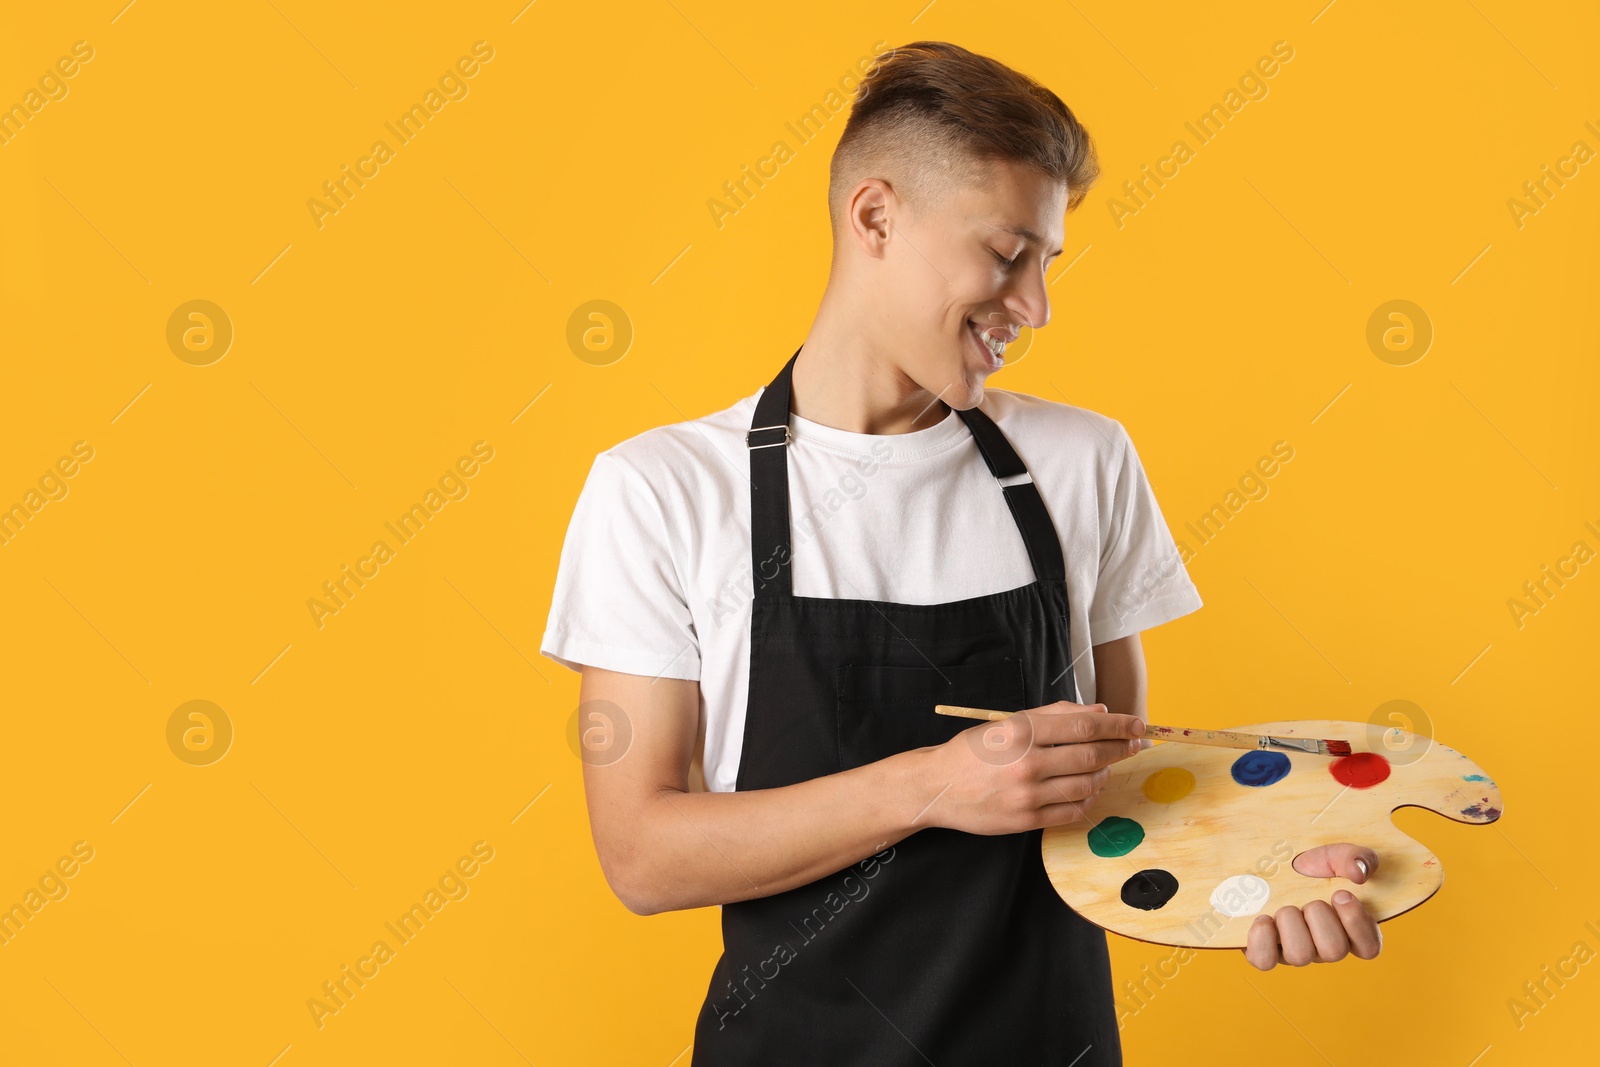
[971,323,1008,355]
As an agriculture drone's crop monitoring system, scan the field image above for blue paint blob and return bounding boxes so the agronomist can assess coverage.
[1230,750,1291,787]
[1462,773,1489,782]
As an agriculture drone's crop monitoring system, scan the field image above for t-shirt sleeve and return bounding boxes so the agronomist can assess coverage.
[539,451,701,680]
[1088,422,1203,644]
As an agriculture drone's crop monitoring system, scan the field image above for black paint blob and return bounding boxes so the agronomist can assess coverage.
[1120,868,1180,911]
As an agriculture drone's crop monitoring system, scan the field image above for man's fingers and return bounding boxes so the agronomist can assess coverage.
[1036,798,1098,827]
[1273,906,1316,966]
[1244,915,1281,971]
[1035,737,1143,778]
[1332,890,1382,960]
[1244,895,1382,969]
[1030,705,1145,746]
[1338,843,1379,883]
[1034,766,1116,812]
[1037,764,1109,799]
[1352,845,1379,882]
[1300,899,1350,962]
[1291,842,1380,883]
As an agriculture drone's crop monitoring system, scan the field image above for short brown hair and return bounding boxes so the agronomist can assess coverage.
[829,41,1100,234]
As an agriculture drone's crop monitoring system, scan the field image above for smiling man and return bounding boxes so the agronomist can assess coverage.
[541,40,1381,1066]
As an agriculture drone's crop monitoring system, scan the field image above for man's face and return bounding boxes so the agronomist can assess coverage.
[881,158,1067,409]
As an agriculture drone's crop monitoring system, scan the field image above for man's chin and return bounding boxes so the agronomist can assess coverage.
[905,357,988,414]
[946,368,990,411]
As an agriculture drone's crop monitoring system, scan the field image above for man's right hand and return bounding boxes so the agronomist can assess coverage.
[916,701,1146,836]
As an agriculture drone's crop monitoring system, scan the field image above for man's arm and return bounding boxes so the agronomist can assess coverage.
[1092,634,1149,740]
[578,666,932,915]
[577,664,1145,916]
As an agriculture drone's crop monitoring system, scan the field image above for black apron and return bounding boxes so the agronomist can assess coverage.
[691,348,1121,1066]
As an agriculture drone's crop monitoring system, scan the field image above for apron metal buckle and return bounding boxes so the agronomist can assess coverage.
[745,424,791,449]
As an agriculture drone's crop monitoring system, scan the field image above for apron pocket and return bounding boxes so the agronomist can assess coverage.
[835,658,1028,771]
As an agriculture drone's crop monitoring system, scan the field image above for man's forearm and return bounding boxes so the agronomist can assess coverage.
[596,747,939,915]
[1092,634,1148,723]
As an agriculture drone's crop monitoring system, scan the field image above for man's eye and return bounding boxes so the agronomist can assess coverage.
[992,249,1019,268]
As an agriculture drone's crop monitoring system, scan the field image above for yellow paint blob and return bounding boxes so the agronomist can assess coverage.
[1142,766,1196,803]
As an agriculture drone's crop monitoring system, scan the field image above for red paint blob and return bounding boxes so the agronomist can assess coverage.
[1329,752,1391,788]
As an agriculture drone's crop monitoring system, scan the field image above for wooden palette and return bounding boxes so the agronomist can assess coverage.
[1040,720,1503,949]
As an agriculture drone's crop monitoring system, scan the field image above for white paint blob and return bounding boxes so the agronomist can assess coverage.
[1210,874,1271,918]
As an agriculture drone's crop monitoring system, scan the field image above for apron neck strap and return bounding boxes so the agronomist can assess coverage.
[747,347,1066,598]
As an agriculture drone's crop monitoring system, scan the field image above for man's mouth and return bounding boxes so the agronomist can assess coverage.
[967,320,1013,370]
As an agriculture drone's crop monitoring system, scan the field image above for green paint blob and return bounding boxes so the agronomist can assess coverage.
[1087,816,1145,857]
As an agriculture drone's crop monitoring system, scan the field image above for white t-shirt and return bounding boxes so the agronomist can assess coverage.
[539,383,1204,793]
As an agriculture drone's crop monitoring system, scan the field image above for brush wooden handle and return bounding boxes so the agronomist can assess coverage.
[933,704,1017,722]
[1143,724,1269,749]
[933,705,1266,750]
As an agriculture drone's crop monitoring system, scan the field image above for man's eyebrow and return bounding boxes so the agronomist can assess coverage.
[991,221,1063,257]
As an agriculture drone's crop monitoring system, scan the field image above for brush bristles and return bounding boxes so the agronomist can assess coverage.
[1322,740,1352,756]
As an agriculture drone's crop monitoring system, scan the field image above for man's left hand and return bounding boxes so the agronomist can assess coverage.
[1242,842,1383,971]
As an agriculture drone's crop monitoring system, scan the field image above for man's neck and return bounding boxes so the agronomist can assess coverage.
[790,300,952,437]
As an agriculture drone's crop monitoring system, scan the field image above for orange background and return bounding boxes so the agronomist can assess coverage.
[0,1,1594,1064]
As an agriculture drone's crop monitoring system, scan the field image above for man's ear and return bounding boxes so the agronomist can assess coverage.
[845,178,895,259]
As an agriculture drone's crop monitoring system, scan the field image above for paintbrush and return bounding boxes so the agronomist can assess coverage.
[933,705,1352,757]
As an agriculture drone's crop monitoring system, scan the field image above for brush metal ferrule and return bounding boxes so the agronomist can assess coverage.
[1263,735,1321,754]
